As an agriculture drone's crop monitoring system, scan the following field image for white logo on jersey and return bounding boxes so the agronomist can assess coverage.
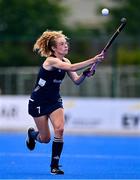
[53,79,62,83]
[38,78,46,87]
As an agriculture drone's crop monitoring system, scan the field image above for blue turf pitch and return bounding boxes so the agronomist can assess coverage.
[0,133,140,179]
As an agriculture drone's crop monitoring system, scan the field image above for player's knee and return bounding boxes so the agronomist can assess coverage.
[54,127,64,137]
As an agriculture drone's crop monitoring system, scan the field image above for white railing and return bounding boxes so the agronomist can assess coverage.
[0,65,140,97]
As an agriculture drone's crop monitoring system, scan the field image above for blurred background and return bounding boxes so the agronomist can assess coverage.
[1,1,140,178]
[0,0,140,133]
[0,0,140,97]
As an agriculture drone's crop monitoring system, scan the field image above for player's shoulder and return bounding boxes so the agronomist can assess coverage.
[63,57,71,64]
[46,56,57,61]
[44,56,58,64]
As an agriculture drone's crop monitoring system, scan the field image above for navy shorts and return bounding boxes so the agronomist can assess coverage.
[28,99,63,117]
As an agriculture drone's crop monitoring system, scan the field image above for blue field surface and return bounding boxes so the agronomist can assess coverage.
[0,133,140,179]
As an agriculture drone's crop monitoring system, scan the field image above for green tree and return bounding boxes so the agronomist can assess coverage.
[97,0,140,65]
[108,0,140,36]
[0,0,68,66]
[105,0,140,36]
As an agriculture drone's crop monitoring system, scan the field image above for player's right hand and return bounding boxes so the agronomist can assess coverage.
[93,52,105,63]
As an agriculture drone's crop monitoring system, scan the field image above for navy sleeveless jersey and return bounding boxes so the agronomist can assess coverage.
[30,65,66,105]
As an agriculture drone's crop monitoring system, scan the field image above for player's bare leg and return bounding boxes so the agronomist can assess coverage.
[26,115,51,150]
[49,108,64,175]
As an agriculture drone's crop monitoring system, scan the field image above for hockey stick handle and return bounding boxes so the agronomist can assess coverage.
[88,18,127,74]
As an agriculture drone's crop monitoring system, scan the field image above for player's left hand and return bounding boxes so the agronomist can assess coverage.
[83,68,95,77]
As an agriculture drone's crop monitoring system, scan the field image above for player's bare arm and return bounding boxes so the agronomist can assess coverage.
[43,53,104,72]
[63,58,86,85]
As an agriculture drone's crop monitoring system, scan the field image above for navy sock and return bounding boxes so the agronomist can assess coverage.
[50,137,64,168]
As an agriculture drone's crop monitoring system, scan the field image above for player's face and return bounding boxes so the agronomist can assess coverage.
[55,37,69,56]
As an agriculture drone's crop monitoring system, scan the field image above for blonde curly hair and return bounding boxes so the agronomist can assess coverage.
[33,30,68,57]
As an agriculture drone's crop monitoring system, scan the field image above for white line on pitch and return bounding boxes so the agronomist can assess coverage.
[0,152,140,160]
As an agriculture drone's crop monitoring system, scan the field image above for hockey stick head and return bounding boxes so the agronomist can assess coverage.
[121,17,127,24]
